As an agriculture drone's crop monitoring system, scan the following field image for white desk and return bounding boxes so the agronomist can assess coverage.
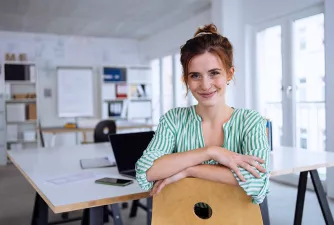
[7,144,334,225]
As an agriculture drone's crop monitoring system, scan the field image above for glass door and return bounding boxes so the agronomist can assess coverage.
[256,25,284,149]
[256,11,325,180]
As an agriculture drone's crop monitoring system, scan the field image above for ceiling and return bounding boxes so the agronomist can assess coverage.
[0,0,211,40]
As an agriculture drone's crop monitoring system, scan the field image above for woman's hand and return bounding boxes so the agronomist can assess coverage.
[150,169,188,196]
[208,146,266,182]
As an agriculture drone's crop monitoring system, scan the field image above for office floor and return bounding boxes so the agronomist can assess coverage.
[1,164,334,225]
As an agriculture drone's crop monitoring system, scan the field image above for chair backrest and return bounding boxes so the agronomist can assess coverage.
[266,119,273,151]
[152,178,263,225]
[93,120,116,143]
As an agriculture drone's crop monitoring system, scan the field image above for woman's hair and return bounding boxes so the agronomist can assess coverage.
[180,23,234,90]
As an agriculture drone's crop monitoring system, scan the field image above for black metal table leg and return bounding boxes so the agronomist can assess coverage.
[310,169,334,225]
[260,197,270,225]
[147,197,152,225]
[111,204,123,225]
[31,192,48,225]
[129,200,139,218]
[294,171,308,225]
[89,206,104,225]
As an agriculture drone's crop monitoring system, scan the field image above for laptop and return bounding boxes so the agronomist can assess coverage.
[108,131,155,179]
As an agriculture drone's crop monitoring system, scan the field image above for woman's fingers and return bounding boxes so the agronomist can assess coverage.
[245,157,266,173]
[156,180,166,195]
[230,164,246,182]
[251,155,265,164]
[150,180,163,196]
[238,161,261,178]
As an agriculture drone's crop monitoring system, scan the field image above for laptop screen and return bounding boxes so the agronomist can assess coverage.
[108,131,154,173]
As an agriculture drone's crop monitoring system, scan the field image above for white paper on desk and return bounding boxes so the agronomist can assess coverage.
[45,172,96,186]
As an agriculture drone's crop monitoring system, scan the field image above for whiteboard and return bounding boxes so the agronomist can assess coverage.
[57,67,94,117]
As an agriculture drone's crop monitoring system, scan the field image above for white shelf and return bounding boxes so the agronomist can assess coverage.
[7,120,37,125]
[103,81,127,84]
[104,98,127,102]
[1,60,39,154]
[6,99,36,104]
[108,116,125,120]
[129,97,152,101]
[4,61,35,65]
[7,140,37,144]
[5,81,36,85]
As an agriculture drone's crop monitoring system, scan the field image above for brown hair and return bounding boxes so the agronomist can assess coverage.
[180,23,234,91]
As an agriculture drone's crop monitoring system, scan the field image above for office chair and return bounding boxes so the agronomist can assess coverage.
[152,178,265,225]
[93,120,117,143]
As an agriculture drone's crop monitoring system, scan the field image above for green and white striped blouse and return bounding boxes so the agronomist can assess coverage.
[135,105,270,204]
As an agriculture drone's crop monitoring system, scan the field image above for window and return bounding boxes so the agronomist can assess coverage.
[256,11,325,178]
[257,25,283,148]
[162,55,173,113]
[150,59,161,124]
[174,53,188,107]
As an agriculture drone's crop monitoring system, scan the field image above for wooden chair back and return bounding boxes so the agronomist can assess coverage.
[152,178,263,225]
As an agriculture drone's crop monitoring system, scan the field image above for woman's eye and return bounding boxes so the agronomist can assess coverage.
[190,74,200,79]
[211,71,220,76]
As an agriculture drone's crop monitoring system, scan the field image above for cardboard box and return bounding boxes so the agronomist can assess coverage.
[26,104,36,120]
[13,94,28,99]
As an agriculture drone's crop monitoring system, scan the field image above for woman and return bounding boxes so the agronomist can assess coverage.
[135,23,270,204]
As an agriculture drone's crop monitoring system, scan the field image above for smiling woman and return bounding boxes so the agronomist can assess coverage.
[135,23,270,205]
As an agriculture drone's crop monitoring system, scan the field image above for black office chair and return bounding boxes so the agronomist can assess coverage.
[93,120,117,143]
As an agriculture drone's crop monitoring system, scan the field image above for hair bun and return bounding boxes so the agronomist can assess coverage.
[194,23,219,37]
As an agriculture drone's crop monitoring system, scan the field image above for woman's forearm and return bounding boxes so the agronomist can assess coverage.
[187,164,239,186]
[146,147,212,182]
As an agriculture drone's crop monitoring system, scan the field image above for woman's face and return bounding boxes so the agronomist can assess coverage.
[187,52,233,107]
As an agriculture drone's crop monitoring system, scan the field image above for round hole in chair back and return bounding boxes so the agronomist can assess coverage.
[193,202,213,219]
[102,127,109,135]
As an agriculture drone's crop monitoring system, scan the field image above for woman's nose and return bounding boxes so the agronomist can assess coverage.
[200,77,212,90]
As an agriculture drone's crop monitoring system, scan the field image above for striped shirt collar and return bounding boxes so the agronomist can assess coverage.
[190,105,237,123]
[190,105,202,122]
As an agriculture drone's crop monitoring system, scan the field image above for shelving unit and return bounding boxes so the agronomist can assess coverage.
[101,65,153,122]
[1,61,39,151]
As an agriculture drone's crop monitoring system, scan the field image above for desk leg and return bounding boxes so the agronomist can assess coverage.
[147,197,152,225]
[310,170,334,225]
[89,206,104,225]
[31,193,48,225]
[260,197,270,225]
[111,204,123,225]
[294,171,308,225]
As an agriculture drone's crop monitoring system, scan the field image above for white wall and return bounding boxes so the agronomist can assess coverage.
[139,9,211,61]
[0,31,141,146]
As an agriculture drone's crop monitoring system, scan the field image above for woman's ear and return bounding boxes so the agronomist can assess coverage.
[227,67,235,82]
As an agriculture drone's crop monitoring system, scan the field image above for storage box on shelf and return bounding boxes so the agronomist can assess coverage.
[2,61,39,150]
[101,65,153,122]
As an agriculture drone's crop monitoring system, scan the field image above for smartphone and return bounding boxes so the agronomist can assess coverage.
[95,177,133,186]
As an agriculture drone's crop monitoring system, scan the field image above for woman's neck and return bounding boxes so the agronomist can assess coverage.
[195,103,233,125]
